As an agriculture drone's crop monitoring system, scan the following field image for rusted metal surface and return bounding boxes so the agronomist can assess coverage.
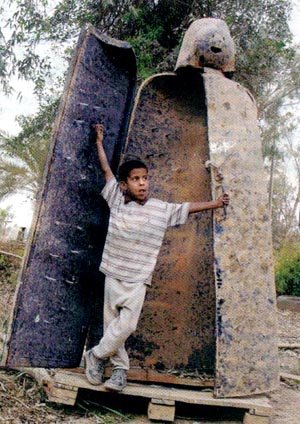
[109,367,214,387]
[175,18,235,73]
[5,19,278,400]
[122,57,278,396]
[124,69,216,377]
[4,27,136,367]
[203,67,278,397]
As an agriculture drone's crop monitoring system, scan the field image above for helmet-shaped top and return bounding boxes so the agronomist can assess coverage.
[175,18,235,73]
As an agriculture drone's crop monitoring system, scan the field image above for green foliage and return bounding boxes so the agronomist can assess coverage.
[0,97,58,200]
[0,240,24,285]
[127,28,166,79]
[271,171,295,249]
[120,1,190,77]
[1,0,296,107]
[268,112,300,249]
[1,0,300,246]
[0,254,16,283]
[1,0,295,94]
[275,244,300,296]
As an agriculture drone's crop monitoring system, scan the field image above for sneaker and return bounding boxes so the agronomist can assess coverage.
[84,349,104,385]
[104,369,127,392]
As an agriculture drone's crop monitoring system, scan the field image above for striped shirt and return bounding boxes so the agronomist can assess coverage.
[100,176,189,284]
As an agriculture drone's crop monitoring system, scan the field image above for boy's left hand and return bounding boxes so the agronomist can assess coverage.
[94,124,104,143]
[217,192,230,208]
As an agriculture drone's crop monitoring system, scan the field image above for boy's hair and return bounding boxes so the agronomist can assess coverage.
[118,159,148,182]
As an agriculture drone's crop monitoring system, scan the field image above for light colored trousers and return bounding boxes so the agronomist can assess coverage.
[92,276,147,370]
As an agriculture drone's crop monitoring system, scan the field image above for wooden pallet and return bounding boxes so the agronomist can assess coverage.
[42,369,272,423]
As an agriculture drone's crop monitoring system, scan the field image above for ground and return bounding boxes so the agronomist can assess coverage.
[1,262,300,423]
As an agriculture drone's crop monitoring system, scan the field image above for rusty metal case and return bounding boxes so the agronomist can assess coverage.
[123,67,278,398]
[124,70,216,377]
[3,27,137,368]
[3,28,278,400]
[203,68,278,397]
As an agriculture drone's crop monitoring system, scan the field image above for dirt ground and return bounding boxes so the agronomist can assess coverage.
[1,273,300,423]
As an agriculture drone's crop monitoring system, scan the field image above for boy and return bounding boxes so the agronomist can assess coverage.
[85,124,230,391]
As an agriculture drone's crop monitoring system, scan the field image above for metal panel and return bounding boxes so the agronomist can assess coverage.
[4,27,136,367]
[203,68,279,397]
[124,69,216,377]
[4,24,278,398]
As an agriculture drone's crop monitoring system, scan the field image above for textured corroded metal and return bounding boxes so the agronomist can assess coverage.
[122,67,278,396]
[175,18,235,73]
[203,67,278,397]
[4,27,136,367]
[4,19,278,400]
[124,69,216,377]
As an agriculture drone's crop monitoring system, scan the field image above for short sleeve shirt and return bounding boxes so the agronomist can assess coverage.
[100,176,189,284]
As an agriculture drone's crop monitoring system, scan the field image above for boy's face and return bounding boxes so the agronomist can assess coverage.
[120,168,149,202]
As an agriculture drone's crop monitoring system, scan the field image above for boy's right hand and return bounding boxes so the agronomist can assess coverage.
[94,124,104,143]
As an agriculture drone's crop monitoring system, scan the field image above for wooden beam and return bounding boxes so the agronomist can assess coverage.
[51,370,272,416]
[280,372,300,384]
[244,413,270,424]
[47,386,78,406]
[278,343,300,349]
[0,250,22,259]
[148,399,175,422]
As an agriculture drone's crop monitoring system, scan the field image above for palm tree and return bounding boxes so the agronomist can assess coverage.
[0,99,58,201]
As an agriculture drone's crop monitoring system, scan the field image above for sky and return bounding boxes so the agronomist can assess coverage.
[0,78,37,135]
[290,1,300,43]
[0,0,63,230]
[1,1,300,231]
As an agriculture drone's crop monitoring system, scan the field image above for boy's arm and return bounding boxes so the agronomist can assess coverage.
[95,124,114,182]
[188,192,230,214]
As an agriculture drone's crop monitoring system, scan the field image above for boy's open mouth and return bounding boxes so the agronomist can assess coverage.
[138,190,147,199]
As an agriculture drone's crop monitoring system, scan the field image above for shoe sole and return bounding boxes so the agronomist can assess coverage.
[84,355,103,386]
[103,381,126,392]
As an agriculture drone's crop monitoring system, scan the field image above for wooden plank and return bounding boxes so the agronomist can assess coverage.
[54,382,78,391]
[47,386,78,406]
[151,398,175,406]
[51,370,272,415]
[244,413,270,424]
[46,366,214,387]
[280,372,300,383]
[148,400,175,421]
[277,295,300,312]
[278,343,300,349]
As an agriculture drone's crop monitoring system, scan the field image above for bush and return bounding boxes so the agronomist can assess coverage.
[0,254,17,284]
[275,244,300,296]
[0,241,24,285]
